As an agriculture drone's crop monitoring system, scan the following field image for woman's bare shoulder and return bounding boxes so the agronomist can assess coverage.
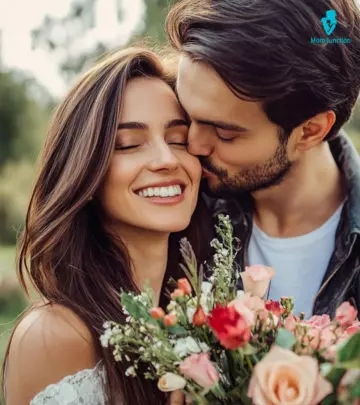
[5,302,100,405]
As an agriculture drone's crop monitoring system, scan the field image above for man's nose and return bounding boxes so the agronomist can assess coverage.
[187,124,213,157]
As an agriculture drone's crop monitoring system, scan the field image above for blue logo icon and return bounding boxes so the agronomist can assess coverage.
[321,10,337,36]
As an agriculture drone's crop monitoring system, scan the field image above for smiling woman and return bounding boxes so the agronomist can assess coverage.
[1,47,211,405]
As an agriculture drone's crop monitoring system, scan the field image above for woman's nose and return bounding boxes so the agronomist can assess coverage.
[148,143,179,172]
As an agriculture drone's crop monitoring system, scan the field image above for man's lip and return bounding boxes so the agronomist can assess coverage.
[133,180,186,193]
[202,168,215,177]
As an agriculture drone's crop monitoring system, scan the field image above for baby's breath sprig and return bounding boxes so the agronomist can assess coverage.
[210,214,239,304]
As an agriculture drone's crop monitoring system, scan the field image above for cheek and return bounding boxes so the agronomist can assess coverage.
[99,157,140,214]
[181,153,202,185]
[218,135,280,169]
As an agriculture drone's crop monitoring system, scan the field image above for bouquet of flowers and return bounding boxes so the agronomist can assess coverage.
[101,215,360,405]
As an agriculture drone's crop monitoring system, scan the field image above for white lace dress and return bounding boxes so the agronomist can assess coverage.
[29,361,107,405]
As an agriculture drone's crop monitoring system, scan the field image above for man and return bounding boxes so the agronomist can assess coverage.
[166,0,360,318]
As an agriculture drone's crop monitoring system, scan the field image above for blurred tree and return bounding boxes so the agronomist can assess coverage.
[141,0,177,43]
[31,0,177,81]
[0,70,51,243]
[0,70,51,168]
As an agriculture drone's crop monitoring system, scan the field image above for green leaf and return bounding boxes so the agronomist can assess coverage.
[242,343,257,356]
[338,332,360,362]
[324,367,346,387]
[165,324,188,336]
[352,379,360,397]
[275,328,296,349]
[121,292,156,324]
[320,392,337,405]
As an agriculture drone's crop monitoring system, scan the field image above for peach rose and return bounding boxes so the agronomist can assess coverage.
[248,346,333,405]
[158,373,186,392]
[179,353,219,389]
[241,265,275,298]
[335,302,358,328]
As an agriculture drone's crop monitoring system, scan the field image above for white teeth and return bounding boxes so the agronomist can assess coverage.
[136,185,183,198]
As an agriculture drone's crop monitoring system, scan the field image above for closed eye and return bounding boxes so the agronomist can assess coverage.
[115,144,140,150]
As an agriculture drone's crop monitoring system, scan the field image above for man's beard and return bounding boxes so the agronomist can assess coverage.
[200,134,292,198]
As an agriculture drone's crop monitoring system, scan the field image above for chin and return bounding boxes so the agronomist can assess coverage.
[156,219,192,233]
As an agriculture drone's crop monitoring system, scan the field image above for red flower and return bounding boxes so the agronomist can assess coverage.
[208,304,251,349]
[265,300,285,317]
[192,305,207,327]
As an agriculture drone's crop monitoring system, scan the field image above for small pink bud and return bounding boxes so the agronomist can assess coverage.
[177,278,192,295]
[192,306,207,326]
[170,288,185,300]
[164,313,177,326]
[150,307,165,319]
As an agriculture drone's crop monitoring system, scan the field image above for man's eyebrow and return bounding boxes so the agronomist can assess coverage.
[197,119,247,132]
[117,122,148,130]
[175,96,246,132]
[166,119,190,129]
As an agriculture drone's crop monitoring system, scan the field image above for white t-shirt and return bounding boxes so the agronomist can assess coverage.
[248,203,344,317]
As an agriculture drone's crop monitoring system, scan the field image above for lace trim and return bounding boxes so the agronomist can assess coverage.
[30,361,106,404]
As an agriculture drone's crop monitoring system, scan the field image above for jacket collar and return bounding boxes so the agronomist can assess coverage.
[329,131,360,235]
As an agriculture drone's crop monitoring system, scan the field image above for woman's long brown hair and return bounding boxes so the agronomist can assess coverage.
[1,47,212,405]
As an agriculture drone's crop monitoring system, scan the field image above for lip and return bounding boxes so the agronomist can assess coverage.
[202,168,215,178]
[133,179,186,193]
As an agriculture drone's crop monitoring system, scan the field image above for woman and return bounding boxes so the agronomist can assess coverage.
[2,47,211,405]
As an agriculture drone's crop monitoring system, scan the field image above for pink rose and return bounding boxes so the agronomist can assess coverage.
[335,302,358,328]
[305,314,331,328]
[241,265,275,298]
[229,299,256,326]
[284,314,297,332]
[248,347,333,405]
[345,321,360,336]
[179,353,219,389]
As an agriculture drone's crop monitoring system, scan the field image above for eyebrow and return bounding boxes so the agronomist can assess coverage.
[175,95,247,132]
[117,119,190,131]
[196,119,247,132]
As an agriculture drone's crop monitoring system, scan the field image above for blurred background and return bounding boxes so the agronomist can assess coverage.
[0,0,359,401]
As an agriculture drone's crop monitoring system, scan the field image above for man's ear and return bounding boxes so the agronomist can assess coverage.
[296,110,336,152]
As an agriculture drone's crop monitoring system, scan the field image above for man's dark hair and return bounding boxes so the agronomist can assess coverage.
[166,0,360,140]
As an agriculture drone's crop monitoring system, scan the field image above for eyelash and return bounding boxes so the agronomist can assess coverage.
[115,142,188,150]
[216,134,235,143]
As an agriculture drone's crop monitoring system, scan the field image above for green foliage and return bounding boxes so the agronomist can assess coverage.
[0,160,37,244]
[140,0,178,43]
[0,71,48,167]
[275,328,296,350]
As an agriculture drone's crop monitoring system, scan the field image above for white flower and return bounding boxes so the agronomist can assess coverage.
[125,366,136,377]
[236,290,246,300]
[173,337,210,358]
[158,373,187,392]
[187,307,196,323]
[201,281,213,295]
[100,329,113,348]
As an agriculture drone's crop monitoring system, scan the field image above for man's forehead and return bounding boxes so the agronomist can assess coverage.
[177,55,241,117]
